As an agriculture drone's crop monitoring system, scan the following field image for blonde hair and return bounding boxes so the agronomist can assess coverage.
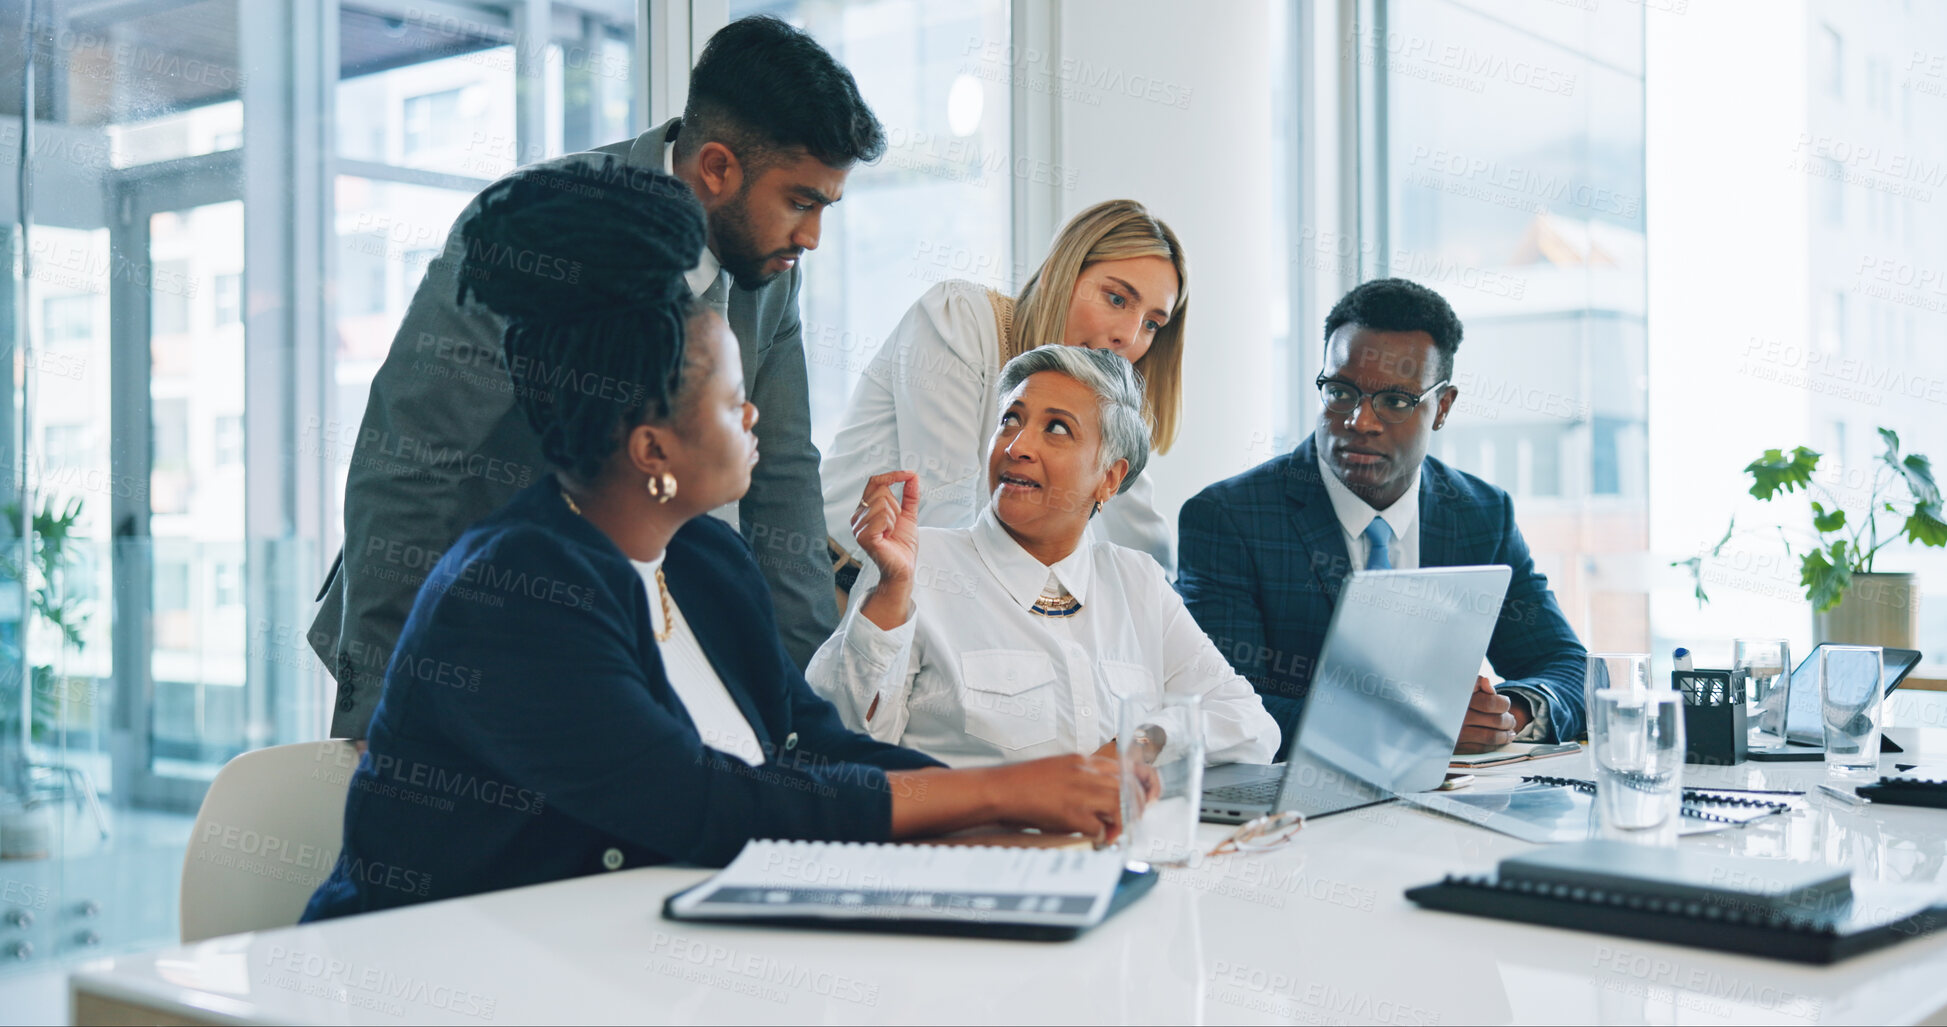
[1008,200,1188,455]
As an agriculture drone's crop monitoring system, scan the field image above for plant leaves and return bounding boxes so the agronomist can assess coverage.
[1801,541,1853,612]
[1811,501,1846,533]
[1899,453,1942,510]
[1746,447,1820,500]
[1907,507,1947,548]
[1879,426,1901,463]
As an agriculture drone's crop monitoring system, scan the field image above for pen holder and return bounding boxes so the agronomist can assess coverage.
[1676,669,1748,766]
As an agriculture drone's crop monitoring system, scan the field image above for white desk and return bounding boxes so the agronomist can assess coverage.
[68,742,1947,1026]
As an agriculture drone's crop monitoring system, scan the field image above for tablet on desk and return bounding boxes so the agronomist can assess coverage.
[1749,644,1921,759]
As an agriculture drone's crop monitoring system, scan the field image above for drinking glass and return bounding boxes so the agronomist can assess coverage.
[1583,653,1653,737]
[1590,688,1685,845]
[1118,692,1204,867]
[1733,637,1792,739]
[1820,645,1884,778]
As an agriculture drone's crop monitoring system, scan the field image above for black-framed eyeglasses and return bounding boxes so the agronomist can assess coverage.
[1315,375,1451,425]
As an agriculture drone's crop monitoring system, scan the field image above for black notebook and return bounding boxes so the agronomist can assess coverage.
[663,840,1157,942]
[1407,840,1947,964]
[1858,767,1947,809]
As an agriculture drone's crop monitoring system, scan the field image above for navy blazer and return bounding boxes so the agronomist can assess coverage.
[1177,434,1586,759]
[304,480,942,921]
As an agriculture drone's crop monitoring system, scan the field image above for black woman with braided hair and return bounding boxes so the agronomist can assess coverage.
[303,161,1133,921]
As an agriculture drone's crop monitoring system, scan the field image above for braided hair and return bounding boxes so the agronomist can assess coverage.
[456,159,708,482]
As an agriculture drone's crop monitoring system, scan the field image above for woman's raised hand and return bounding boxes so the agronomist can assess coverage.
[851,471,922,586]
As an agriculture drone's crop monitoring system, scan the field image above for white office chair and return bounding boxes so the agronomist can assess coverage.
[180,740,357,943]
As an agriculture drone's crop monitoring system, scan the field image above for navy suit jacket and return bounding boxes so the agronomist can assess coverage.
[1177,434,1586,759]
[304,480,941,921]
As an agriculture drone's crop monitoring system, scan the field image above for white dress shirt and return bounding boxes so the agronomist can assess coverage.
[805,508,1279,768]
[820,279,1175,575]
[1317,448,1422,570]
[661,137,723,297]
[1314,451,1549,738]
[630,556,766,766]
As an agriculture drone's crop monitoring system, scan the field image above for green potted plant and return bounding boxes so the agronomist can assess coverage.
[1677,428,1946,647]
[0,495,94,859]
[0,496,93,745]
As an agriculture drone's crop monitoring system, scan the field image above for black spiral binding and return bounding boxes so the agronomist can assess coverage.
[1431,873,1841,936]
[1519,774,1794,824]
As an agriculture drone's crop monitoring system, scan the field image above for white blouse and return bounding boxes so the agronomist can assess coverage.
[804,508,1279,769]
[820,278,1175,576]
[630,556,766,767]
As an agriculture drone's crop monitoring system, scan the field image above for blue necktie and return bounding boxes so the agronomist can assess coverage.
[1362,517,1394,570]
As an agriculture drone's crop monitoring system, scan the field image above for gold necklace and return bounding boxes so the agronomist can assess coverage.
[561,488,674,643]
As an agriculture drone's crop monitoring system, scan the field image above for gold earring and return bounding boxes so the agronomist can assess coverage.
[648,472,678,504]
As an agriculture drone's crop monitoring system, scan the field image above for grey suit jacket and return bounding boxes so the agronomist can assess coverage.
[310,119,838,738]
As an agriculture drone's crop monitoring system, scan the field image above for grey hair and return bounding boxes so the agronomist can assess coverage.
[995,344,1150,494]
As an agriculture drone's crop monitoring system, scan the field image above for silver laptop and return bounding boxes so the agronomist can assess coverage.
[1200,566,1514,824]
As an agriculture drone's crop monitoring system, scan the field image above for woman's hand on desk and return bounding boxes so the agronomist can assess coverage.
[888,754,1134,843]
[853,471,921,631]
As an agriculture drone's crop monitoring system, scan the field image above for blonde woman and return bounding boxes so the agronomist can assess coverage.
[821,200,1188,585]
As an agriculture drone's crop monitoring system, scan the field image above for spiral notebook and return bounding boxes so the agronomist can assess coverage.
[1402,776,1798,844]
[663,840,1155,941]
[1408,840,1947,964]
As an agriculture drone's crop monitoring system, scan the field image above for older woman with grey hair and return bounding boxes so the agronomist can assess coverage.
[807,345,1279,768]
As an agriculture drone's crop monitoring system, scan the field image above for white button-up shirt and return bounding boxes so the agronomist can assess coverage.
[819,279,1174,575]
[660,136,722,297]
[806,508,1279,768]
[1317,448,1421,570]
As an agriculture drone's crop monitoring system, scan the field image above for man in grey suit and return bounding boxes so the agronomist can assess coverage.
[311,16,882,737]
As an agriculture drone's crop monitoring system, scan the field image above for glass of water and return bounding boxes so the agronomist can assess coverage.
[1820,645,1884,778]
[1590,688,1685,845]
[1584,653,1653,737]
[1118,692,1204,867]
[1733,637,1792,739]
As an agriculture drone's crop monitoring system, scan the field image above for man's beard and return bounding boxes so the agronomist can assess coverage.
[711,188,802,290]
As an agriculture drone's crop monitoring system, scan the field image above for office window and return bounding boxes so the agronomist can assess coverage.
[152,260,192,335]
[1819,289,1846,353]
[1818,25,1843,98]
[1821,157,1844,225]
[212,561,243,609]
[1377,0,1646,650]
[403,88,465,161]
[212,273,241,327]
[212,415,244,467]
[1649,3,1947,679]
[43,294,94,345]
[727,0,1014,446]
[1,0,645,971]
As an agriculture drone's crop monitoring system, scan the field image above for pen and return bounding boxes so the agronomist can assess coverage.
[1818,782,1870,807]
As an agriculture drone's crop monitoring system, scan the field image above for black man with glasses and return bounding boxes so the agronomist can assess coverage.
[1175,278,1586,760]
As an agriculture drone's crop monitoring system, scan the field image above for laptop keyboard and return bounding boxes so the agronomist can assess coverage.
[1204,779,1281,806]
